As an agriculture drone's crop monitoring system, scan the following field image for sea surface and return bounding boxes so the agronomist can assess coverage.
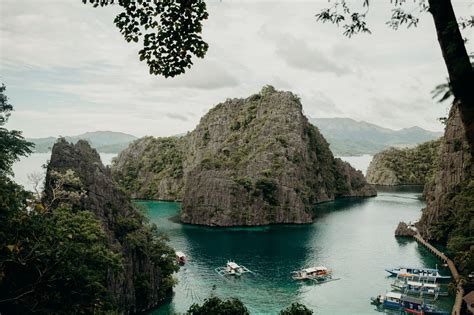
[142,187,453,315]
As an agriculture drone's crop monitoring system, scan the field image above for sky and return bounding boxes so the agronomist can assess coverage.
[1,0,473,138]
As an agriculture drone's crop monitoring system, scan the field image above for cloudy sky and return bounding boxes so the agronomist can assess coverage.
[1,0,473,138]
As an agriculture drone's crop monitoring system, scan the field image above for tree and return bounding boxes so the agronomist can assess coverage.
[279,303,314,315]
[314,0,474,157]
[187,296,250,315]
[0,84,33,177]
[0,83,33,255]
[82,0,209,78]
[0,85,119,314]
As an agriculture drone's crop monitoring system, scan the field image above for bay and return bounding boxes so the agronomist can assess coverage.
[141,187,453,315]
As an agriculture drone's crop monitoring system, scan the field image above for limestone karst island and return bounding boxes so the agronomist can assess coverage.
[1,1,473,315]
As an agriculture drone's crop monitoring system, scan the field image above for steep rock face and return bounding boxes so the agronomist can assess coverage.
[44,139,176,314]
[417,104,471,240]
[113,86,376,226]
[366,140,441,185]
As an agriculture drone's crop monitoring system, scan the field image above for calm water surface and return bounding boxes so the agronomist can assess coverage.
[141,187,453,315]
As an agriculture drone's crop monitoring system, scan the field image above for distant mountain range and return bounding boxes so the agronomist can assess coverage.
[309,118,443,156]
[28,131,138,153]
[28,119,442,156]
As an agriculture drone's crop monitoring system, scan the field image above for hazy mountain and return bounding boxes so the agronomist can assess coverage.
[309,118,443,156]
[28,131,138,153]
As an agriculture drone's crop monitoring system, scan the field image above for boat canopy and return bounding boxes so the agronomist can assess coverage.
[401,295,423,304]
[303,266,327,273]
[227,262,240,269]
[406,281,437,288]
[176,251,186,258]
[386,292,402,299]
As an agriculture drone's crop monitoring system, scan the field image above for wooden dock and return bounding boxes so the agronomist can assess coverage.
[412,232,464,315]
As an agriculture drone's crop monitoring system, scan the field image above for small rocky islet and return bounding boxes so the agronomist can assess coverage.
[112,86,377,226]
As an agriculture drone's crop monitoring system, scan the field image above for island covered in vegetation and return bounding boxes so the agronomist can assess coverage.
[112,86,376,226]
[366,139,441,185]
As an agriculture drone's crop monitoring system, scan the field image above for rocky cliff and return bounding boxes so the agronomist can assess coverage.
[44,139,177,313]
[417,104,472,239]
[113,86,376,226]
[366,140,441,185]
[416,103,473,279]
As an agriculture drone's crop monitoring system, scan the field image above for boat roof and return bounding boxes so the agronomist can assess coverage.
[227,262,240,269]
[176,251,186,258]
[386,292,402,299]
[407,281,422,286]
[303,266,328,273]
[398,267,438,272]
[402,295,423,304]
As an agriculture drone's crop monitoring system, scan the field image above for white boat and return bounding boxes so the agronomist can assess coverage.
[292,266,333,280]
[215,261,252,277]
[391,277,448,298]
[385,266,451,281]
[175,251,187,265]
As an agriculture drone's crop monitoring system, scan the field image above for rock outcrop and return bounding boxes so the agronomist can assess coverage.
[113,86,376,226]
[366,140,441,185]
[417,104,472,241]
[394,222,416,237]
[44,139,177,314]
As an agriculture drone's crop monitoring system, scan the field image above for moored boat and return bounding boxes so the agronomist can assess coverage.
[371,292,449,314]
[391,277,448,298]
[385,266,451,281]
[371,291,403,308]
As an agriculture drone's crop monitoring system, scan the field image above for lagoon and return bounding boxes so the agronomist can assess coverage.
[142,186,453,315]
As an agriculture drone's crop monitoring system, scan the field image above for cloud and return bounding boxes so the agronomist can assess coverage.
[165,113,189,122]
[274,34,351,76]
[4,0,472,138]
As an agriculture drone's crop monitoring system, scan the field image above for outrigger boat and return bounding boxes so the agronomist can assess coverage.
[215,261,252,277]
[291,266,339,284]
[385,266,451,282]
[175,251,187,265]
[371,291,449,314]
[292,266,332,280]
[391,276,448,298]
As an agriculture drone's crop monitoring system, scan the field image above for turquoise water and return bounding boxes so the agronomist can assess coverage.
[139,186,453,315]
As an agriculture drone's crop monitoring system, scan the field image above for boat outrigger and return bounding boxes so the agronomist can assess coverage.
[175,251,187,265]
[371,291,449,314]
[291,266,339,284]
[215,261,252,277]
[385,266,451,282]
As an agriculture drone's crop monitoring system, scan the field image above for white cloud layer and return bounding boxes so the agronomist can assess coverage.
[1,0,473,138]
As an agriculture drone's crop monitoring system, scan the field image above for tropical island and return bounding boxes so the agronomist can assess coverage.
[1,0,473,314]
[112,86,376,226]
